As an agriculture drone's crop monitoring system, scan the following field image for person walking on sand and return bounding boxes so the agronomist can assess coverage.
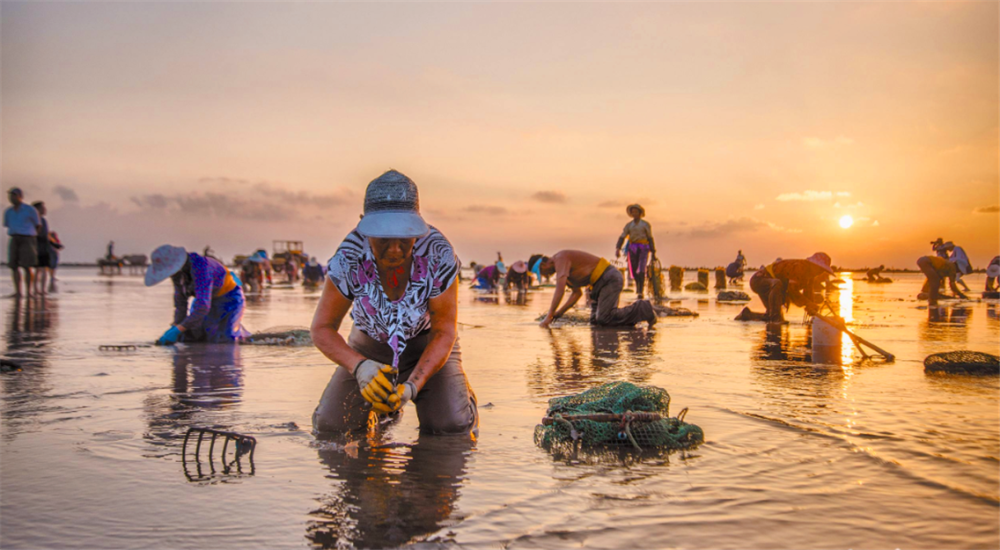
[311,170,477,436]
[3,188,41,298]
[537,250,656,329]
[615,204,656,300]
[735,253,835,323]
[31,201,53,295]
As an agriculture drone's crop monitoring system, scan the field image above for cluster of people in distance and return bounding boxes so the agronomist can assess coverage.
[140,169,999,438]
[236,249,326,293]
[3,187,63,297]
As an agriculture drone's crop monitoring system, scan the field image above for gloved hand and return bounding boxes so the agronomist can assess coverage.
[354,359,397,413]
[387,381,417,412]
[156,326,181,346]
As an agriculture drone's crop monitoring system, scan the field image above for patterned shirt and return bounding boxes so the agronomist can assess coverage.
[327,226,460,368]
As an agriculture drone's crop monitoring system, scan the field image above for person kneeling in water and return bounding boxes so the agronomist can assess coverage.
[537,250,656,329]
[735,253,834,323]
[146,245,248,345]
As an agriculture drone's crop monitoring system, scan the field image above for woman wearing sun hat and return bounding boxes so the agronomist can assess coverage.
[615,203,656,300]
[985,256,999,293]
[146,245,248,345]
[311,170,477,437]
[737,253,835,323]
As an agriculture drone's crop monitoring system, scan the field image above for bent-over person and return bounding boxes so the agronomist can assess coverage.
[538,250,656,329]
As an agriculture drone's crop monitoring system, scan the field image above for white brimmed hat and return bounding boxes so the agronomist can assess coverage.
[356,170,429,239]
[145,245,188,286]
[987,258,1000,278]
[511,260,528,274]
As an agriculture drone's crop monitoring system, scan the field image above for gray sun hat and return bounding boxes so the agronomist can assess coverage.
[356,170,429,238]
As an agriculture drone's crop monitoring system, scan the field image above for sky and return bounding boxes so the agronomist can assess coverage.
[3,1,997,269]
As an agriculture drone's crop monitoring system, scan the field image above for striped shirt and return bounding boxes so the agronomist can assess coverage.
[327,226,460,367]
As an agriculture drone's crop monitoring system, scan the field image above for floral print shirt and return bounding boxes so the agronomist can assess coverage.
[326,226,460,368]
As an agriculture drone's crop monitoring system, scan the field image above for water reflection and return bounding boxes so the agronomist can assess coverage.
[528,328,657,397]
[921,306,972,343]
[143,345,244,456]
[1,297,59,440]
[308,435,472,549]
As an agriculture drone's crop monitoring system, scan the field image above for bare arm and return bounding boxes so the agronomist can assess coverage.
[947,274,969,300]
[310,279,366,373]
[406,278,459,392]
[554,287,583,318]
[540,255,572,328]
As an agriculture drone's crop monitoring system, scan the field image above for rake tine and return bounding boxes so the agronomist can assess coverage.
[208,432,218,459]
[221,434,231,462]
[195,430,205,459]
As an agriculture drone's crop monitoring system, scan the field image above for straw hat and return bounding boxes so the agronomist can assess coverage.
[357,170,429,239]
[145,245,188,286]
[626,204,645,217]
[806,252,834,275]
[510,260,528,274]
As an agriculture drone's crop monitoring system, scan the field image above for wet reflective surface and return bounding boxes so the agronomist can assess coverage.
[2,269,998,548]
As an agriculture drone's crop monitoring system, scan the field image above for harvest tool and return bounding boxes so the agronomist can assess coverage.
[812,298,895,362]
[182,427,256,480]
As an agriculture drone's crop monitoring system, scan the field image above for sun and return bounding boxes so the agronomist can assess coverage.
[839,215,854,229]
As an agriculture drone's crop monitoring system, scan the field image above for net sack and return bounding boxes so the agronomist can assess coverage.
[717,290,751,302]
[653,304,699,317]
[242,326,313,346]
[924,351,999,375]
[534,381,704,452]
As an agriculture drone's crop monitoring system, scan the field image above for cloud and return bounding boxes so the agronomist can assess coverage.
[597,200,619,208]
[531,191,567,204]
[465,204,508,216]
[802,136,855,149]
[754,204,765,210]
[775,190,835,202]
[836,192,851,197]
[675,217,802,239]
[53,185,79,202]
[974,205,999,214]
[198,176,352,208]
[131,192,294,221]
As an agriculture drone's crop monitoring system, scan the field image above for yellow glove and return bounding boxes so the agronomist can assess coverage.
[354,360,397,413]
[386,381,417,412]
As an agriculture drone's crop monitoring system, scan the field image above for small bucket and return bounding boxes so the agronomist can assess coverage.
[812,316,842,364]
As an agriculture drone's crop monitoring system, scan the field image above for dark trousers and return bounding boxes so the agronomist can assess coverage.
[313,328,478,436]
[589,267,656,327]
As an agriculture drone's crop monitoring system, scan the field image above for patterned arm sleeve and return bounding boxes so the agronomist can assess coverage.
[326,231,363,300]
[179,255,213,330]
[427,232,460,298]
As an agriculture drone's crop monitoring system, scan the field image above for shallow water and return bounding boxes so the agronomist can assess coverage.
[2,269,998,549]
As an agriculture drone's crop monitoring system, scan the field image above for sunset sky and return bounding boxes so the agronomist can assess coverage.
[3,2,997,269]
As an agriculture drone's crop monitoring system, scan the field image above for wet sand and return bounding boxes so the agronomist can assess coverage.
[2,268,998,549]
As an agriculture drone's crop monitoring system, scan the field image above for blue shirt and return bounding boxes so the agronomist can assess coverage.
[3,204,40,237]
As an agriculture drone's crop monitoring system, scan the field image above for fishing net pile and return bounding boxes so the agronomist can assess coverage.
[652,304,699,317]
[685,282,707,291]
[717,290,751,302]
[924,351,999,375]
[242,326,313,346]
[534,381,704,454]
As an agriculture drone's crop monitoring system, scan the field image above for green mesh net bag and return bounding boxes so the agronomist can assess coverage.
[534,381,704,453]
[242,326,313,346]
[924,351,999,376]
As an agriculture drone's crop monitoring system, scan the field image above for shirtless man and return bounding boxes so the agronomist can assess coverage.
[537,250,656,329]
